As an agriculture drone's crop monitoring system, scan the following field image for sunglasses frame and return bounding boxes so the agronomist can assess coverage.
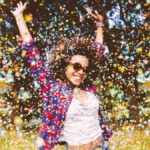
[68,62,89,73]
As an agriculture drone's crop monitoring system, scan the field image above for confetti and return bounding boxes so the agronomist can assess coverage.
[0,0,149,149]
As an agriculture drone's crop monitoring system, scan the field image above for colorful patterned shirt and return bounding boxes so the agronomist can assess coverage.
[22,40,113,150]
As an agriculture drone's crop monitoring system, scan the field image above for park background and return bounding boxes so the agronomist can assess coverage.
[0,0,149,149]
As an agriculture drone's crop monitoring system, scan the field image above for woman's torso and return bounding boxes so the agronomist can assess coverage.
[58,89,102,147]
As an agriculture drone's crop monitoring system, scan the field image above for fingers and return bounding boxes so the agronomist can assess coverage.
[23,1,28,9]
[94,10,103,19]
[16,1,22,10]
[95,10,103,21]
[17,3,20,8]
[88,10,103,22]
[16,1,28,9]
[89,12,97,19]
[19,1,23,7]
[11,1,28,16]
[24,1,29,7]
[95,10,99,15]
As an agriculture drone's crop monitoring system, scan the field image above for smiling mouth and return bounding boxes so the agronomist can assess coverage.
[73,75,82,80]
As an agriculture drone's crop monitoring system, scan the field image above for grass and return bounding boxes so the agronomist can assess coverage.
[0,126,149,150]
[109,126,150,150]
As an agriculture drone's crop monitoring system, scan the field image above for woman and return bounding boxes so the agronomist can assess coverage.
[11,1,112,150]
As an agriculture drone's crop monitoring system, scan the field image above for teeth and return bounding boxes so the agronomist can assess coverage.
[74,76,81,79]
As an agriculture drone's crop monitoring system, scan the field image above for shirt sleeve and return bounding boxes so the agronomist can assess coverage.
[98,109,113,141]
[22,40,48,84]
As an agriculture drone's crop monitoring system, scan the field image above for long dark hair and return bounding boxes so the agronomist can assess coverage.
[50,37,100,87]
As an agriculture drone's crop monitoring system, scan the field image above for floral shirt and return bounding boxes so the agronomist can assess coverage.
[22,40,113,150]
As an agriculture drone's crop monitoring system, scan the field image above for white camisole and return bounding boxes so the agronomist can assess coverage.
[58,92,102,146]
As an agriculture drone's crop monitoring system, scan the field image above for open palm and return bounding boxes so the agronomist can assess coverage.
[89,10,103,23]
[11,1,28,17]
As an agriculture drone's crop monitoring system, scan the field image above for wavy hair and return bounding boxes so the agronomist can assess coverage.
[50,37,100,87]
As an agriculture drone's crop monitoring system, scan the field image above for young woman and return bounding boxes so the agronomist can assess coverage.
[11,1,112,150]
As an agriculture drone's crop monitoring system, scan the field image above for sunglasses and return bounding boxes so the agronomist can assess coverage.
[69,62,89,73]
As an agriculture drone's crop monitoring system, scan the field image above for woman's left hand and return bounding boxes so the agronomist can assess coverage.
[88,10,103,24]
[88,10,104,43]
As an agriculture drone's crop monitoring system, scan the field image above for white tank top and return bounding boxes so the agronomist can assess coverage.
[58,92,102,146]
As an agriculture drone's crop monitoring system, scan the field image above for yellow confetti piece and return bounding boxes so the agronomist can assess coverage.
[16,98,19,104]
[137,47,143,53]
[0,82,8,88]
[0,47,3,50]
[113,63,117,68]
[111,99,114,102]
[14,66,20,71]
[128,82,132,86]
[0,18,3,22]
[108,82,113,88]
[55,54,61,60]
[14,116,23,127]
[148,51,150,57]
[13,91,17,97]
[25,14,33,22]
[140,81,150,88]
[118,66,126,73]
[39,2,44,6]
[72,21,76,25]
[7,47,15,53]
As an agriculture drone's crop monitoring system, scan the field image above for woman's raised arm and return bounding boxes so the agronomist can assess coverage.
[89,10,104,44]
[11,1,48,84]
[11,1,32,42]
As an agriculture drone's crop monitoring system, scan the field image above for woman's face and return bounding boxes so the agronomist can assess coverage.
[65,55,89,86]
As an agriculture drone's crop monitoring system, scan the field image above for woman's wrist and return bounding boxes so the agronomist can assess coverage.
[15,13,24,24]
[14,13,24,20]
[96,22,104,28]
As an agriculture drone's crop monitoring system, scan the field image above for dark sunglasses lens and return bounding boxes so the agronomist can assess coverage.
[73,63,89,73]
[73,63,82,71]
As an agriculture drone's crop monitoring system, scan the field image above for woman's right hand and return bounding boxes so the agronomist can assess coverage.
[10,1,32,43]
[11,1,28,17]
